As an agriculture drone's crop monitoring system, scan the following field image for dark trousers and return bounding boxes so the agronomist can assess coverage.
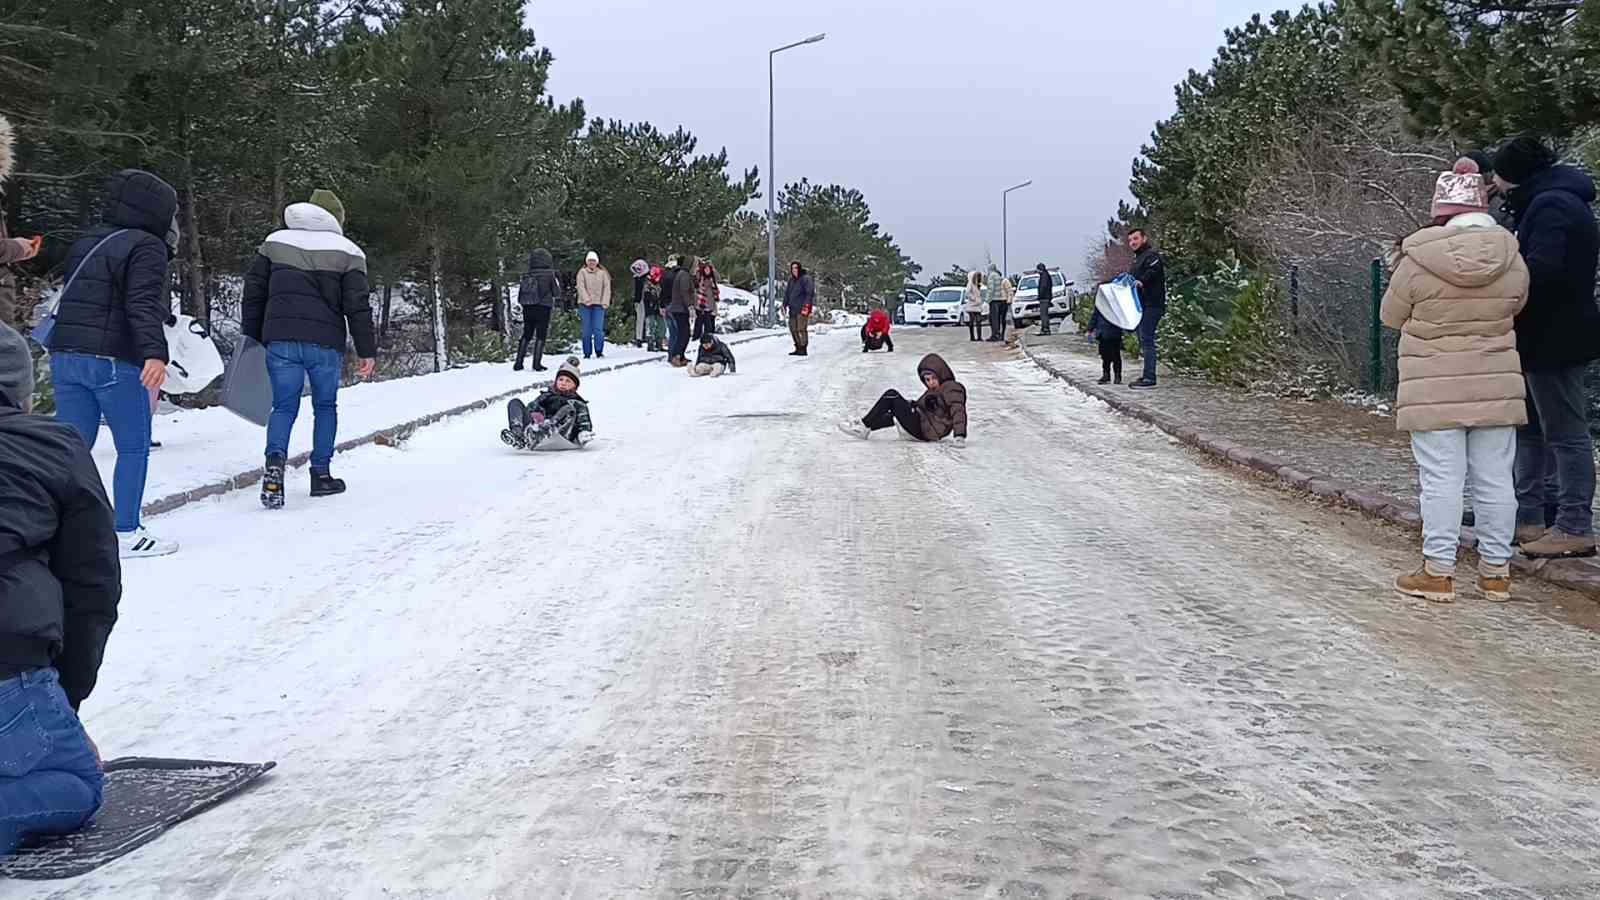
[516,305,551,367]
[788,311,810,351]
[966,313,985,341]
[670,312,692,360]
[1138,305,1164,382]
[861,326,893,352]
[989,301,1008,340]
[694,309,716,340]
[862,390,926,440]
[1516,365,1596,535]
[1099,338,1123,381]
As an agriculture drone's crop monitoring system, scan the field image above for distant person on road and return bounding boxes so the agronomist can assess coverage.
[784,260,815,357]
[694,260,720,341]
[666,255,695,367]
[1087,306,1124,385]
[47,169,178,558]
[689,332,736,378]
[963,271,986,342]
[839,352,967,446]
[1491,136,1600,560]
[862,307,894,352]
[1035,263,1055,335]
[987,273,1011,343]
[243,189,377,511]
[515,248,560,372]
[0,321,121,854]
[576,251,612,359]
[1126,228,1166,389]
[1382,157,1529,603]
[630,259,650,348]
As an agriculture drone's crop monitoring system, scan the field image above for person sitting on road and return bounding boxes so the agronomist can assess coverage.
[839,353,967,446]
[501,356,594,450]
[1087,307,1124,385]
[0,322,121,855]
[689,333,736,378]
[861,308,894,353]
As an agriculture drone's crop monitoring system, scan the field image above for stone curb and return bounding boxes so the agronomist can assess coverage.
[1019,337,1600,599]
[142,331,790,518]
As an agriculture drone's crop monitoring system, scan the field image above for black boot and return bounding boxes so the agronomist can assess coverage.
[530,339,547,372]
[310,470,347,498]
[501,398,529,449]
[1113,361,1123,384]
[261,454,286,510]
[1098,364,1111,385]
[514,335,530,371]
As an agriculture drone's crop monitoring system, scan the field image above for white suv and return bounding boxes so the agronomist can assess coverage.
[1010,268,1073,327]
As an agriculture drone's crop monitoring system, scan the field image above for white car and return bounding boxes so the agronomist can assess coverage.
[1010,268,1074,327]
[904,286,963,327]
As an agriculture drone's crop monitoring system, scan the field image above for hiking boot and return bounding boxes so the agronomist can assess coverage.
[837,420,870,440]
[118,527,178,559]
[261,455,286,510]
[1129,378,1157,390]
[310,471,347,498]
[1520,529,1597,560]
[1097,374,1112,385]
[1514,523,1547,547]
[1478,562,1512,603]
[1395,561,1456,603]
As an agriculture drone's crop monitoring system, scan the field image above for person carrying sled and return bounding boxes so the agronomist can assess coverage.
[1087,306,1124,384]
[501,356,594,451]
[689,332,737,378]
[862,308,894,352]
[838,353,967,446]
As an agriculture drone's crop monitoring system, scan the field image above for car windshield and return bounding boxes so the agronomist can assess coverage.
[1019,275,1040,292]
[928,288,963,304]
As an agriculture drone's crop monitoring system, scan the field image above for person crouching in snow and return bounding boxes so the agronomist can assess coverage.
[861,308,894,352]
[501,356,594,450]
[689,333,736,378]
[1087,307,1124,384]
[839,353,967,446]
[1384,157,1530,603]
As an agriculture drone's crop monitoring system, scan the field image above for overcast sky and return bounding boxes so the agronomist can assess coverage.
[529,0,1276,282]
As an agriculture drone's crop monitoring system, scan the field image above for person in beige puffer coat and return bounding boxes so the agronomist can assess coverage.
[1381,157,1529,604]
[575,250,612,359]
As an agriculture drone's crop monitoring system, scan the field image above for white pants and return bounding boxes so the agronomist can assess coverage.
[635,302,646,342]
[688,362,725,378]
[1411,426,1516,568]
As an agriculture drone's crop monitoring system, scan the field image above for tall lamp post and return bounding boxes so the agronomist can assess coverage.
[767,32,827,326]
[1002,179,1032,279]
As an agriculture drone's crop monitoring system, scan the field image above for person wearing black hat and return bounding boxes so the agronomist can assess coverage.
[1490,135,1600,559]
[1035,263,1055,335]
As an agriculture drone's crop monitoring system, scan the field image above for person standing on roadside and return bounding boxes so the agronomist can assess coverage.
[631,259,649,347]
[695,259,721,340]
[1035,263,1056,336]
[1127,228,1167,389]
[1383,158,1529,604]
[243,189,377,511]
[784,260,814,357]
[0,322,122,853]
[515,248,559,372]
[1490,136,1600,560]
[576,251,612,359]
[0,116,42,331]
[47,169,177,558]
[667,255,695,367]
[987,272,1010,343]
[963,271,986,341]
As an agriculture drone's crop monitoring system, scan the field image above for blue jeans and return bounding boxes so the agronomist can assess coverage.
[51,352,152,533]
[580,306,606,357]
[265,341,343,472]
[1138,305,1165,383]
[1516,365,1596,536]
[0,669,104,855]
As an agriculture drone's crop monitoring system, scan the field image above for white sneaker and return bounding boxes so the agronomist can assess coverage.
[837,420,870,440]
[118,527,178,559]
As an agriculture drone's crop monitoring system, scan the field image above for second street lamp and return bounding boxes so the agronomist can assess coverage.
[767,32,826,326]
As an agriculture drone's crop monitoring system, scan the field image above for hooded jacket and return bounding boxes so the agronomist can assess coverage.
[48,170,176,367]
[1380,217,1529,432]
[576,264,612,308]
[963,274,985,314]
[914,353,968,441]
[0,405,121,710]
[865,308,891,336]
[243,202,376,358]
[519,249,559,309]
[784,265,814,314]
[0,116,22,330]
[1504,166,1600,371]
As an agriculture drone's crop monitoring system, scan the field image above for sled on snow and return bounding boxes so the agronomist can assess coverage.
[499,399,589,451]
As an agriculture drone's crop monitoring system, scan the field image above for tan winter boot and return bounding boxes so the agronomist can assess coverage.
[1395,560,1456,603]
[1477,561,1512,603]
[1520,529,1597,560]
[1513,524,1548,547]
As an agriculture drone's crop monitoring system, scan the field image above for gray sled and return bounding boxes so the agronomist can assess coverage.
[0,757,275,880]
[500,399,586,451]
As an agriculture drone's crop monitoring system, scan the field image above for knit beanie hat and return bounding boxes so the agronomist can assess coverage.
[585,251,599,265]
[1431,157,1489,219]
[0,321,33,411]
[630,259,649,278]
[1492,136,1557,186]
[556,355,581,387]
[309,189,346,227]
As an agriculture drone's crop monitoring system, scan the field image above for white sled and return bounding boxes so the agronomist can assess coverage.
[161,315,225,395]
[1095,275,1143,331]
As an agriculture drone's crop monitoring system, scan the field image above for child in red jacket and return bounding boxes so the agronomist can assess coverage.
[861,308,893,353]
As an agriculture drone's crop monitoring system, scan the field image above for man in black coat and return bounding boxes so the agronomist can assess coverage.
[1127,228,1167,389]
[1492,136,1600,559]
[0,322,121,853]
[1035,263,1055,335]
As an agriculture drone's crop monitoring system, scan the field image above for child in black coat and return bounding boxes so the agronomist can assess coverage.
[1087,309,1123,384]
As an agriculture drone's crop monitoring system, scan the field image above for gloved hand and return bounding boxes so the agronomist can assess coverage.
[576,430,594,447]
[950,435,966,448]
[801,304,813,317]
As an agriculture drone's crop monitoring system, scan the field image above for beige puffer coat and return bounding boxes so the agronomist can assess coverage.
[1379,218,1530,432]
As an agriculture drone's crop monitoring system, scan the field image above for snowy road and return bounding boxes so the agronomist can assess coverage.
[18,330,1600,898]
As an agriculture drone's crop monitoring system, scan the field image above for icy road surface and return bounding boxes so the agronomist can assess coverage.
[20,330,1600,899]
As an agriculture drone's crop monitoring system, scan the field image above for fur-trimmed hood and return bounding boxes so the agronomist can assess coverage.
[0,115,13,184]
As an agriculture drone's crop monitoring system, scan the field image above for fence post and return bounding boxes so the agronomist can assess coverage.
[1289,265,1299,336]
[1369,258,1382,394]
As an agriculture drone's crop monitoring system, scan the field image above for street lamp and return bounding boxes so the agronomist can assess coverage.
[1002,179,1032,279]
[767,32,827,326]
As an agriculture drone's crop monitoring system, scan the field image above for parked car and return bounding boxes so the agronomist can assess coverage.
[1010,268,1074,327]
[909,286,963,327]
[894,288,922,325]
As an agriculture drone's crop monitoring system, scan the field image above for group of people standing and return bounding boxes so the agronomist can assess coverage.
[1382,136,1599,604]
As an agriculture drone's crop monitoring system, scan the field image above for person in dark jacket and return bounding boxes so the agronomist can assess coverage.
[1489,137,1600,559]
[644,265,666,352]
[0,322,121,854]
[1087,307,1124,384]
[839,352,968,445]
[1035,263,1055,336]
[666,256,696,367]
[515,248,560,372]
[784,260,815,356]
[47,169,177,558]
[1127,228,1167,389]
[501,356,593,450]
[689,332,736,377]
[242,190,377,510]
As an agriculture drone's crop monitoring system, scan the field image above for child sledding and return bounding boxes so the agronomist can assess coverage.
[501,356,595,450]
[688,333,736,377]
